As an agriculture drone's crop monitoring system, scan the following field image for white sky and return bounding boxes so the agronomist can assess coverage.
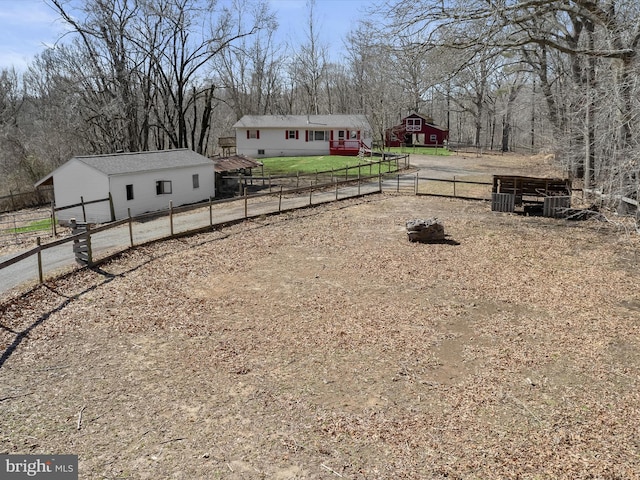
[0,0,373,72]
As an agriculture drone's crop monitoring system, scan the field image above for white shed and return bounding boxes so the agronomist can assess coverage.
[35,149,215,224]
[233,115,373,158]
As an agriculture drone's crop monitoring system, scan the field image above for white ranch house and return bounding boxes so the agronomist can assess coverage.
[35,149,215,224]
[233,115,373,158]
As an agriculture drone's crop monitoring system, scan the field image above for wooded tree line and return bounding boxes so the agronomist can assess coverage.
[1,0,638,201]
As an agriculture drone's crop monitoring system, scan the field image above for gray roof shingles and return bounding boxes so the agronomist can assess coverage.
[76,149,213,175]
[233,115,372,130]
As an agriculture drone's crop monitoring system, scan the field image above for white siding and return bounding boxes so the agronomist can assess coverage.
[50,159,215,224]
[236,128,372,157]
[236,128,327,157]
[109,164,215,220]
[53,161,110,224]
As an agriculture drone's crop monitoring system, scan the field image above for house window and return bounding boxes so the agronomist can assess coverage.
[430,134,438,143]
[258,149,265,155]
[192,174,199,189]
[126,184,134,201]
[309,130,328,141]
[350,130,358,139]
[247,129,260,139]
[156,180,172,195]
[406,118,422,132]
[338,130,345,140]
[286,130,298,139]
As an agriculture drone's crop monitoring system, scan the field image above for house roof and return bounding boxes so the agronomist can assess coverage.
[35,149,214,187]
[212,155,262,173]
[233,115,372,130]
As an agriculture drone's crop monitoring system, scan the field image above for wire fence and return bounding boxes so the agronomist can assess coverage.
[0,209,56,247]
[0,187,54,213]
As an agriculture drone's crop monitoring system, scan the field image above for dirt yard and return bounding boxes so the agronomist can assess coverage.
[2,154,640,479]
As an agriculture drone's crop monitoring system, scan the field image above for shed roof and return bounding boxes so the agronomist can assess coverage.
[35,149,213,187]
[212,155,262,173]
[76,149,213,175]
[233,115,372,130]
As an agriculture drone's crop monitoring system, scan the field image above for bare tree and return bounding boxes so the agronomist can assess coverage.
[290,0,328,115]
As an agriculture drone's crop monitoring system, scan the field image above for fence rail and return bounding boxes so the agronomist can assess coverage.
[0,187,54,213]
[0,166,404,295]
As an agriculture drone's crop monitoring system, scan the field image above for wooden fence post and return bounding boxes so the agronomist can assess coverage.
[128,208,134,247]
[397,174,400,193]
[453,176,457,198]
[278,186,283,212]
[335,180,339,200]
[209,197,213,227]
[244,188,248,219]
[51,201,57,237]
[269,175,272,193]
[108,192,116,222]
[36,237,43,284]
[81,196,86,222]
[86,223,93,266]
[415,175,419,195]
[358,170,361,196]
[345,165,348,181]
[378,171,382,192]
[169,201,174,237]
[309,185,313,206]
[296,172,300,188]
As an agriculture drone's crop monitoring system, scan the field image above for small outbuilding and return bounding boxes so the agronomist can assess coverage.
[212,154,263,197]
[233,114,373,158]
[385,113,449,148]
[35,149,216,224]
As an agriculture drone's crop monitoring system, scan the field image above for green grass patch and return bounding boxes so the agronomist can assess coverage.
[261,155,386,175]
[3,217,53,234]
[385,146,450,156]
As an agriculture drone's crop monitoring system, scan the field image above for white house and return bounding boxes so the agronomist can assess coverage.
[233,115,373,158]
[35,149,215,224]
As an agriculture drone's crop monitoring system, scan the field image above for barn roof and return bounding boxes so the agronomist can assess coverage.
[233,115,371,130]
[212,155,262,173]
[35,149,213,187]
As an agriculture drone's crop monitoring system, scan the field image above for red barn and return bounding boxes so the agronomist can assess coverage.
[385,113,448,147]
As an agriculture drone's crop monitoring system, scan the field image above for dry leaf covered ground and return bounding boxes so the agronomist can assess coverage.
[2,165,640,478]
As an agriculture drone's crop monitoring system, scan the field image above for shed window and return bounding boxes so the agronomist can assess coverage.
[126,184,134,201]
[192,174,200,189]
[156,180,172,195]
[430,134,438,143]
